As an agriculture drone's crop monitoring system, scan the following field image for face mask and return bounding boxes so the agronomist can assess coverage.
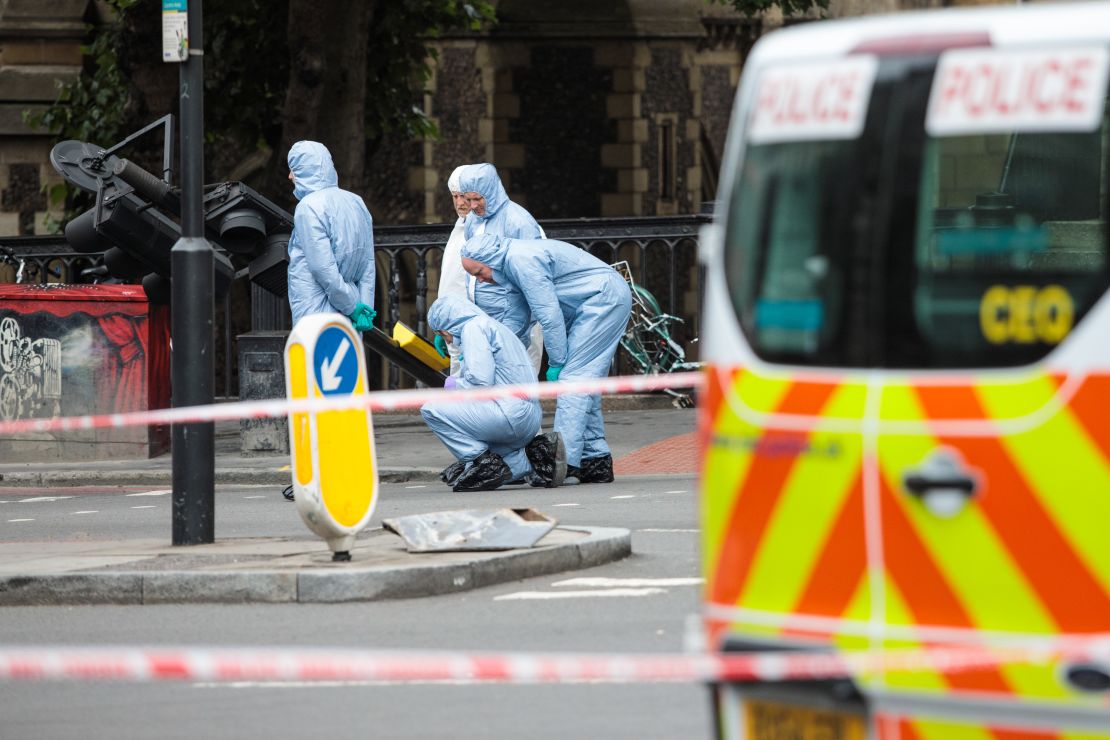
[292,176,310,201]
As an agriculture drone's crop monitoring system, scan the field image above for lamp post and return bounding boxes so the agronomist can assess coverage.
[167,0,214,545]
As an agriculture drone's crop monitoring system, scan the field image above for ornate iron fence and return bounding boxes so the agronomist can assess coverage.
[0,235,94,284]
[0,212,709,391]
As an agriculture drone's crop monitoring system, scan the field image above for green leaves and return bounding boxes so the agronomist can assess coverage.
[24,0,131,147]
[22,0,136,229]
[707,0,828,18]
[25,0,498,220]
[364,0,496,144]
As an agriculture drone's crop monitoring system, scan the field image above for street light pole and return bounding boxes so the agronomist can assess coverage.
[171,0,214,545]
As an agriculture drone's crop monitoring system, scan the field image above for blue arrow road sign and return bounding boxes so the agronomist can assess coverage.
[313,326,359,396]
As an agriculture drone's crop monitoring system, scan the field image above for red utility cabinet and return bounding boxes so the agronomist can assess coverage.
[0,284,170,461]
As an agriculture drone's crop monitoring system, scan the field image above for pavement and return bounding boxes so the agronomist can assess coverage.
[0,398,699,606]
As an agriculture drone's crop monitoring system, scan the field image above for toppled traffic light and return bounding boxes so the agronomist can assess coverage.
[50,121,292,304]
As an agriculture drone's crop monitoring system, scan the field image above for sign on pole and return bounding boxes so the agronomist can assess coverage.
[162,0,188,63]
[284,313,379,560]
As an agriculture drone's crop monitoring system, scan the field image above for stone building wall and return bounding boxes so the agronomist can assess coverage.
[424,42,487,218]
[0,0,1016,235]
[0,0,87,236]
[412,0,1039,224]
[414,0,745,223]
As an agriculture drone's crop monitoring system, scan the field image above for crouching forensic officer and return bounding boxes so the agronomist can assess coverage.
[421,296,566,491]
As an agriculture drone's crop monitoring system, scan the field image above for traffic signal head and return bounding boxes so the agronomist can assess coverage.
[50,135,292,303]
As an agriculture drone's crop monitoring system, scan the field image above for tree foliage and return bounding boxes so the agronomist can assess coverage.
[365,0,494,144]
[27,0,495,219]
[708,0,828,18]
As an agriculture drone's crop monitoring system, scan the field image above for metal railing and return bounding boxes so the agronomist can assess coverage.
[0,236,95,284]
[0,212,709,391]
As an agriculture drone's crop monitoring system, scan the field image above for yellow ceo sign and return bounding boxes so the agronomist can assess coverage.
[284,313,378,559]
[979,284,1074,345]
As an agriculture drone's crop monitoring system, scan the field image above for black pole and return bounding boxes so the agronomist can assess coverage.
[171,0,214,545]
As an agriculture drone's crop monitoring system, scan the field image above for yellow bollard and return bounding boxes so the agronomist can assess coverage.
[284,313,378,560]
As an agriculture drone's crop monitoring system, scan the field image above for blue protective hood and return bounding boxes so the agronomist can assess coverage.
[461,233,509,272]
[457,163,508,219]
[427,294,485,337]
[288,141,339,201]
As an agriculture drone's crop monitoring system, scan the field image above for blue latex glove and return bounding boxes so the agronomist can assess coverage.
[349,303,376,332]
[443,375,458,390]
[433,334,449,358]
[545,365,563,382]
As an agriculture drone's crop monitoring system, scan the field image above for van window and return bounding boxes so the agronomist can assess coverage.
[723,56,1110,369]
[724,139,857,363]
[913,129,1107,366]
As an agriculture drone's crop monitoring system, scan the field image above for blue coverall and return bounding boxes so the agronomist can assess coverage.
[457,163,544,363]
[458,163,544,242]
[420,296,541,480]
[461,235,632,467]
[474,282,533,349]
[286,141,375,325]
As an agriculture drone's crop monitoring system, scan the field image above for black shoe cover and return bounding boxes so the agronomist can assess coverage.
[452,450,512,492]
[579,454,615,484]
[526,431,567,488]
[440,460,467,486]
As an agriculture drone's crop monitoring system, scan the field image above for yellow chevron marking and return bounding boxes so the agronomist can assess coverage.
[907,718,997,740]
[701,369,792,587]
[877,385,1056,634]
[879,574,946,692]
[833,573,872,653]
[741,382,866,613]
[1060,731,1108,740]
[997,660,1071,703]
[976,378,1110,595]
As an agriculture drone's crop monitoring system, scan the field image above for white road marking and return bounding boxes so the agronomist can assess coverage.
[7,518,34,523]
[638,528,700,533]
[404,485,427,489]
[552,577,703,588]
[242,496,266,500]
[126,490,171,497]
[18,496,74,503]
[551,503,579,508]
[494,588,667,601]
[665,490,688,494]
[71,510,98,515]
[610,495,635,499]
[131,505,156,509]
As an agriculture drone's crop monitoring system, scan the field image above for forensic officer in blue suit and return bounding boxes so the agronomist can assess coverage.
[457,163,545,376]
[474,276,533,352]
[461,235,632,485]
[286,140,376,331]
[421,296,566,491]
[458,163,543,242]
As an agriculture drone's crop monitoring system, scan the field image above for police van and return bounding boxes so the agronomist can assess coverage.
[698,2,1110,737]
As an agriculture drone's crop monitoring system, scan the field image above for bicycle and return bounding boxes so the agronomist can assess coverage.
[612,261,702,408]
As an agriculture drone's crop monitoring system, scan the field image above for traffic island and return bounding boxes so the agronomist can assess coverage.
[0,525,631,605]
